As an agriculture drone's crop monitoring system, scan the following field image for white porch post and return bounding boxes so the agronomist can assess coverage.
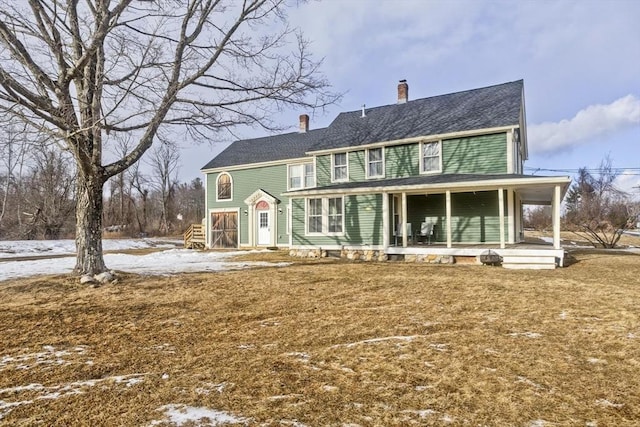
[401,192,408,248]
[514,193,522,243]
[382,192,389,248]
[498,188,505,249]
[445,190,452,248]
[553,184,562,249]
[507,189,515,244]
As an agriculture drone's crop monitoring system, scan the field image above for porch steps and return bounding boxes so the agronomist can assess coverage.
[184,223,205,249]
[501,254,558,270]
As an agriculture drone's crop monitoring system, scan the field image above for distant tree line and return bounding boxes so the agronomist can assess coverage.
[0,128,204,240]
[525,156,639,248]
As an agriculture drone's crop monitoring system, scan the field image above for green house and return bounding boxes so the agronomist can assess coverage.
[201,80,571,268]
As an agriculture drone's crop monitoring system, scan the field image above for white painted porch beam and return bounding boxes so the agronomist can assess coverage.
[498,188,505,249]
[382,192,389,248]
[553,184,561,250]
[402,192,408,248]
[446,190,452,248]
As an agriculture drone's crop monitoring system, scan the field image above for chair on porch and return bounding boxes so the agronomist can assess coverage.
[419,221,435,245]
[394,222,413,246]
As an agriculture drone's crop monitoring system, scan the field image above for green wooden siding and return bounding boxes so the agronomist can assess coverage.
[206,165,290,245]
[349,151,366,181]
[291,194,383,246]
[442,133,507,174]
[316,155,331,187]
[386,144,419,178]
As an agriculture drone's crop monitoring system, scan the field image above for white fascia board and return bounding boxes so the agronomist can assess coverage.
[283,176,571,197]
[305,125,515,156]
[201,156,310,174]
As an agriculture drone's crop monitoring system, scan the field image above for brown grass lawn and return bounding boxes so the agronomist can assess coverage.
[1,251,639,426]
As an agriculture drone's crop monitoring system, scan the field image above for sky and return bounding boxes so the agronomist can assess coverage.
[179,0,640,198]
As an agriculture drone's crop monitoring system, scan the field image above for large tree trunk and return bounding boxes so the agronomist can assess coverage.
[74,177,106,275]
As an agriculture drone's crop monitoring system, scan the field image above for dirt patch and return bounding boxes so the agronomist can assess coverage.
[1,252,639,425]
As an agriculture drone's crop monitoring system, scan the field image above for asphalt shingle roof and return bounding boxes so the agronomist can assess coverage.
[201,80,524,170]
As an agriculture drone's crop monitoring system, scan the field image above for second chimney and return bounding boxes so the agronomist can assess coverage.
[299,114,309,133]
[398,79,408,104]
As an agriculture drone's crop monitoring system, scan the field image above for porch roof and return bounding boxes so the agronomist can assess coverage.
[284,173,571,203]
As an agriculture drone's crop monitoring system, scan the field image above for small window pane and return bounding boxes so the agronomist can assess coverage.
[334,153,347,181]
[289,165,302,189]
[422,142,440,173]
[217,174,231,200]
[304,163,315,188]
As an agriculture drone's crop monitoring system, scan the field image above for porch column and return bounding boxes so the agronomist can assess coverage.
[507,189,515,244]
[514,193,522,242]
[382,192,390,248]
[401,192,408,248]
[498,188,505,249]
[553,184,561,249]
[445,190,452,248]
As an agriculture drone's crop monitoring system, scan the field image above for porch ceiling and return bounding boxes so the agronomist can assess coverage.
[284,173,571,199]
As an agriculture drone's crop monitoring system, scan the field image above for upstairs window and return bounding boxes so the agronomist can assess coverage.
[216,173,232,200]
[332,152,348,182]
[367,147,384,178]
[289,163,315,190]
[421,141,441,174]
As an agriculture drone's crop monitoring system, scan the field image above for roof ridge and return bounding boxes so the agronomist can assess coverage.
[337,79,523,116]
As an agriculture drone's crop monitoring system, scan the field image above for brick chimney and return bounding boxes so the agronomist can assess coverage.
[398,79,408,104]
[299,114,309,133]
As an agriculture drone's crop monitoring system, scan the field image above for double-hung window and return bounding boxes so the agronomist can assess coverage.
[289,163,315,190]
[367,147,384,178]
[307,196,344,235]
[332,153,348,181]
[307,198,323,233]
[328,197,343,233]
[421,141,441,174]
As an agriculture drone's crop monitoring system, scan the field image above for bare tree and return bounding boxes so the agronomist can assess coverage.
[564,157,636,248]
[0,0,337,275]
[147,137,180,234]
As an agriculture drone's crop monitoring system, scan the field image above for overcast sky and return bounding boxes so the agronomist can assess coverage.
[180,0,640,197]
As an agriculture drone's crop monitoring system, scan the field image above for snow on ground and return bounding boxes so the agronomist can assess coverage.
[0,239,289,282]
[0,238,182,259]
[148,404,250,426]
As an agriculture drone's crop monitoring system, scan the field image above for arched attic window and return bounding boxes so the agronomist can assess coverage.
[216,173,232,201]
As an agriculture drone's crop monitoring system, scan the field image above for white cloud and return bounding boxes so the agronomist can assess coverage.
[615,170,640,200]
[528,95,640,155]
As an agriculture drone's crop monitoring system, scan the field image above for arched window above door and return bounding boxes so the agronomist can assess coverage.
[216,173,232,201]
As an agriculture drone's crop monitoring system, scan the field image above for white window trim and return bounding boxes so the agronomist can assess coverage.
[304,196,346,237]
[331,152,349,183]
[366,147,385,179]
[419,141,443,175]
[287,162,315,190]
[215,172,233,202]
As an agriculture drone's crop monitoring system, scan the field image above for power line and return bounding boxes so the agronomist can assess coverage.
[525,167,640,175]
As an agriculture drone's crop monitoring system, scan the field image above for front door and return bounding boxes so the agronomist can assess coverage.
[257,211,270,245]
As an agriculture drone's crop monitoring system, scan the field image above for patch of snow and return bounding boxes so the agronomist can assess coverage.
[595,399,624,408]
[508,332,542,339]
[322,385,338,392]
[402,409,437,418]
[0,248,289,281]
[331,335,424,348]
[0,345,87,370]
[429,343,448,352]
[280,421,309,427]
[0,399,33,420]
[195,383,227,395]
[587,358,607,365]
[0,238,182,259]
[516,376,544,389]
[528,420,547,427]
[150,404,249,426]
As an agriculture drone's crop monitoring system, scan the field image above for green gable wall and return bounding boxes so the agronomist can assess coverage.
[206,164,290,246]
[291,194,383,247]
[314,132,507,186]
[386,144,419,178]
[442,133,507,174]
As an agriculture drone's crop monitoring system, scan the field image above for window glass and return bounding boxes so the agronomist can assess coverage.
[422,142,441,173]
[333,153,347,181]
[367,148,383,177]
[328,197,343,233]
[308,198,322,233]
[289,164,302,189]
[217,173,231,200]
[304,163,315,188]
